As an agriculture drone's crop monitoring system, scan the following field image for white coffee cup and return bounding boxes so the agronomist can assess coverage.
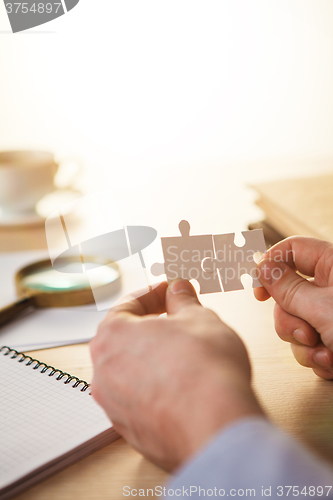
[0,150,72,216]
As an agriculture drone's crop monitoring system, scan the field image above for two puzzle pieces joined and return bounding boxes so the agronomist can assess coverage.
[151,220,266,293]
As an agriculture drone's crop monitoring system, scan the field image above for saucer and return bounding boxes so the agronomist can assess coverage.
[0,209,44,226]
[0,189,82,227]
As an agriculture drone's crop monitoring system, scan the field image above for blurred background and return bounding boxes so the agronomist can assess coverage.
[1,0,333,236]
[2,3,333,489]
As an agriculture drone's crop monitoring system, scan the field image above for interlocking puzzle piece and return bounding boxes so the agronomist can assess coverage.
[151,220,221,294]
[151,221,266,294]
[202,229,266,291]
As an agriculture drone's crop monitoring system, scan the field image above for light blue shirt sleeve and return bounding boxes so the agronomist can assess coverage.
[165,417,333,499]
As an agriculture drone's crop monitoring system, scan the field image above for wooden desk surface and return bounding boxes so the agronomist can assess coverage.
[2,224,333,500]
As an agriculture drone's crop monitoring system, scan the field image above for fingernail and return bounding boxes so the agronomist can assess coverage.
[293,329,311,346]
[258,259,286,286]
[314,350,332,368]
[168,279,195,295]
[258,253,268,264]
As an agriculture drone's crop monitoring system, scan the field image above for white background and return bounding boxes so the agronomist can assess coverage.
[0,1,333,235]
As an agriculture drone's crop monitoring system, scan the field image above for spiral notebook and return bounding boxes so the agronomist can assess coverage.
[0,346,118,500]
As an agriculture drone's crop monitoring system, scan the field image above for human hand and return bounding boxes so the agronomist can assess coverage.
[255,237,333,379]
[90,279,264,471]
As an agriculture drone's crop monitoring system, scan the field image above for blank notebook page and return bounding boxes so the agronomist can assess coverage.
[0,348,112,489]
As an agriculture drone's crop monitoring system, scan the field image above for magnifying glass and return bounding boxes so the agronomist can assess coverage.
[0,256,121,328]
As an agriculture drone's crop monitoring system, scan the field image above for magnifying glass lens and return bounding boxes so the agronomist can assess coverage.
[0,257,121,329]
[20,262,119,293]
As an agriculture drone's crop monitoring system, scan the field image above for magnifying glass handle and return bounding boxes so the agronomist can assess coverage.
[0,296,36,329]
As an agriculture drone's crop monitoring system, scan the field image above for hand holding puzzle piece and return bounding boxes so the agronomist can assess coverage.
[151,220,266,293]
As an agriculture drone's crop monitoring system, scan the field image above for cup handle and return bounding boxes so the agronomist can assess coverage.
[55,156,85,191]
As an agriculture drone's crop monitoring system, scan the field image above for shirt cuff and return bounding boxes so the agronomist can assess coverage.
[166,417,333,498]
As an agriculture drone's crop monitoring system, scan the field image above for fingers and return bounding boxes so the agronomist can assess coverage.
[265,236,333,278]
[253,286,271,302]
[104,278,202,321]
[166,279,202,315]
[274,303,319,347]
[311,367,333,380]
[107,281,168,317]
[92,279,202,366]
[257,257,327,329]
[254,236,333,302]
[93,282,169,361]
[291,343,333,380]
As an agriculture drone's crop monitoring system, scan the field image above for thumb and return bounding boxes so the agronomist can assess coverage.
[258,258,322,326]
[166,279,202,315]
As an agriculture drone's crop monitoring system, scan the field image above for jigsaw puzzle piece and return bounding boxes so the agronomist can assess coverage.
[203,229,266,292]
[151,220,221,294]
[151,262,165,276]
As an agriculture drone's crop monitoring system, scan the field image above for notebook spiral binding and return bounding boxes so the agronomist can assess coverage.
[0,346,90,392]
